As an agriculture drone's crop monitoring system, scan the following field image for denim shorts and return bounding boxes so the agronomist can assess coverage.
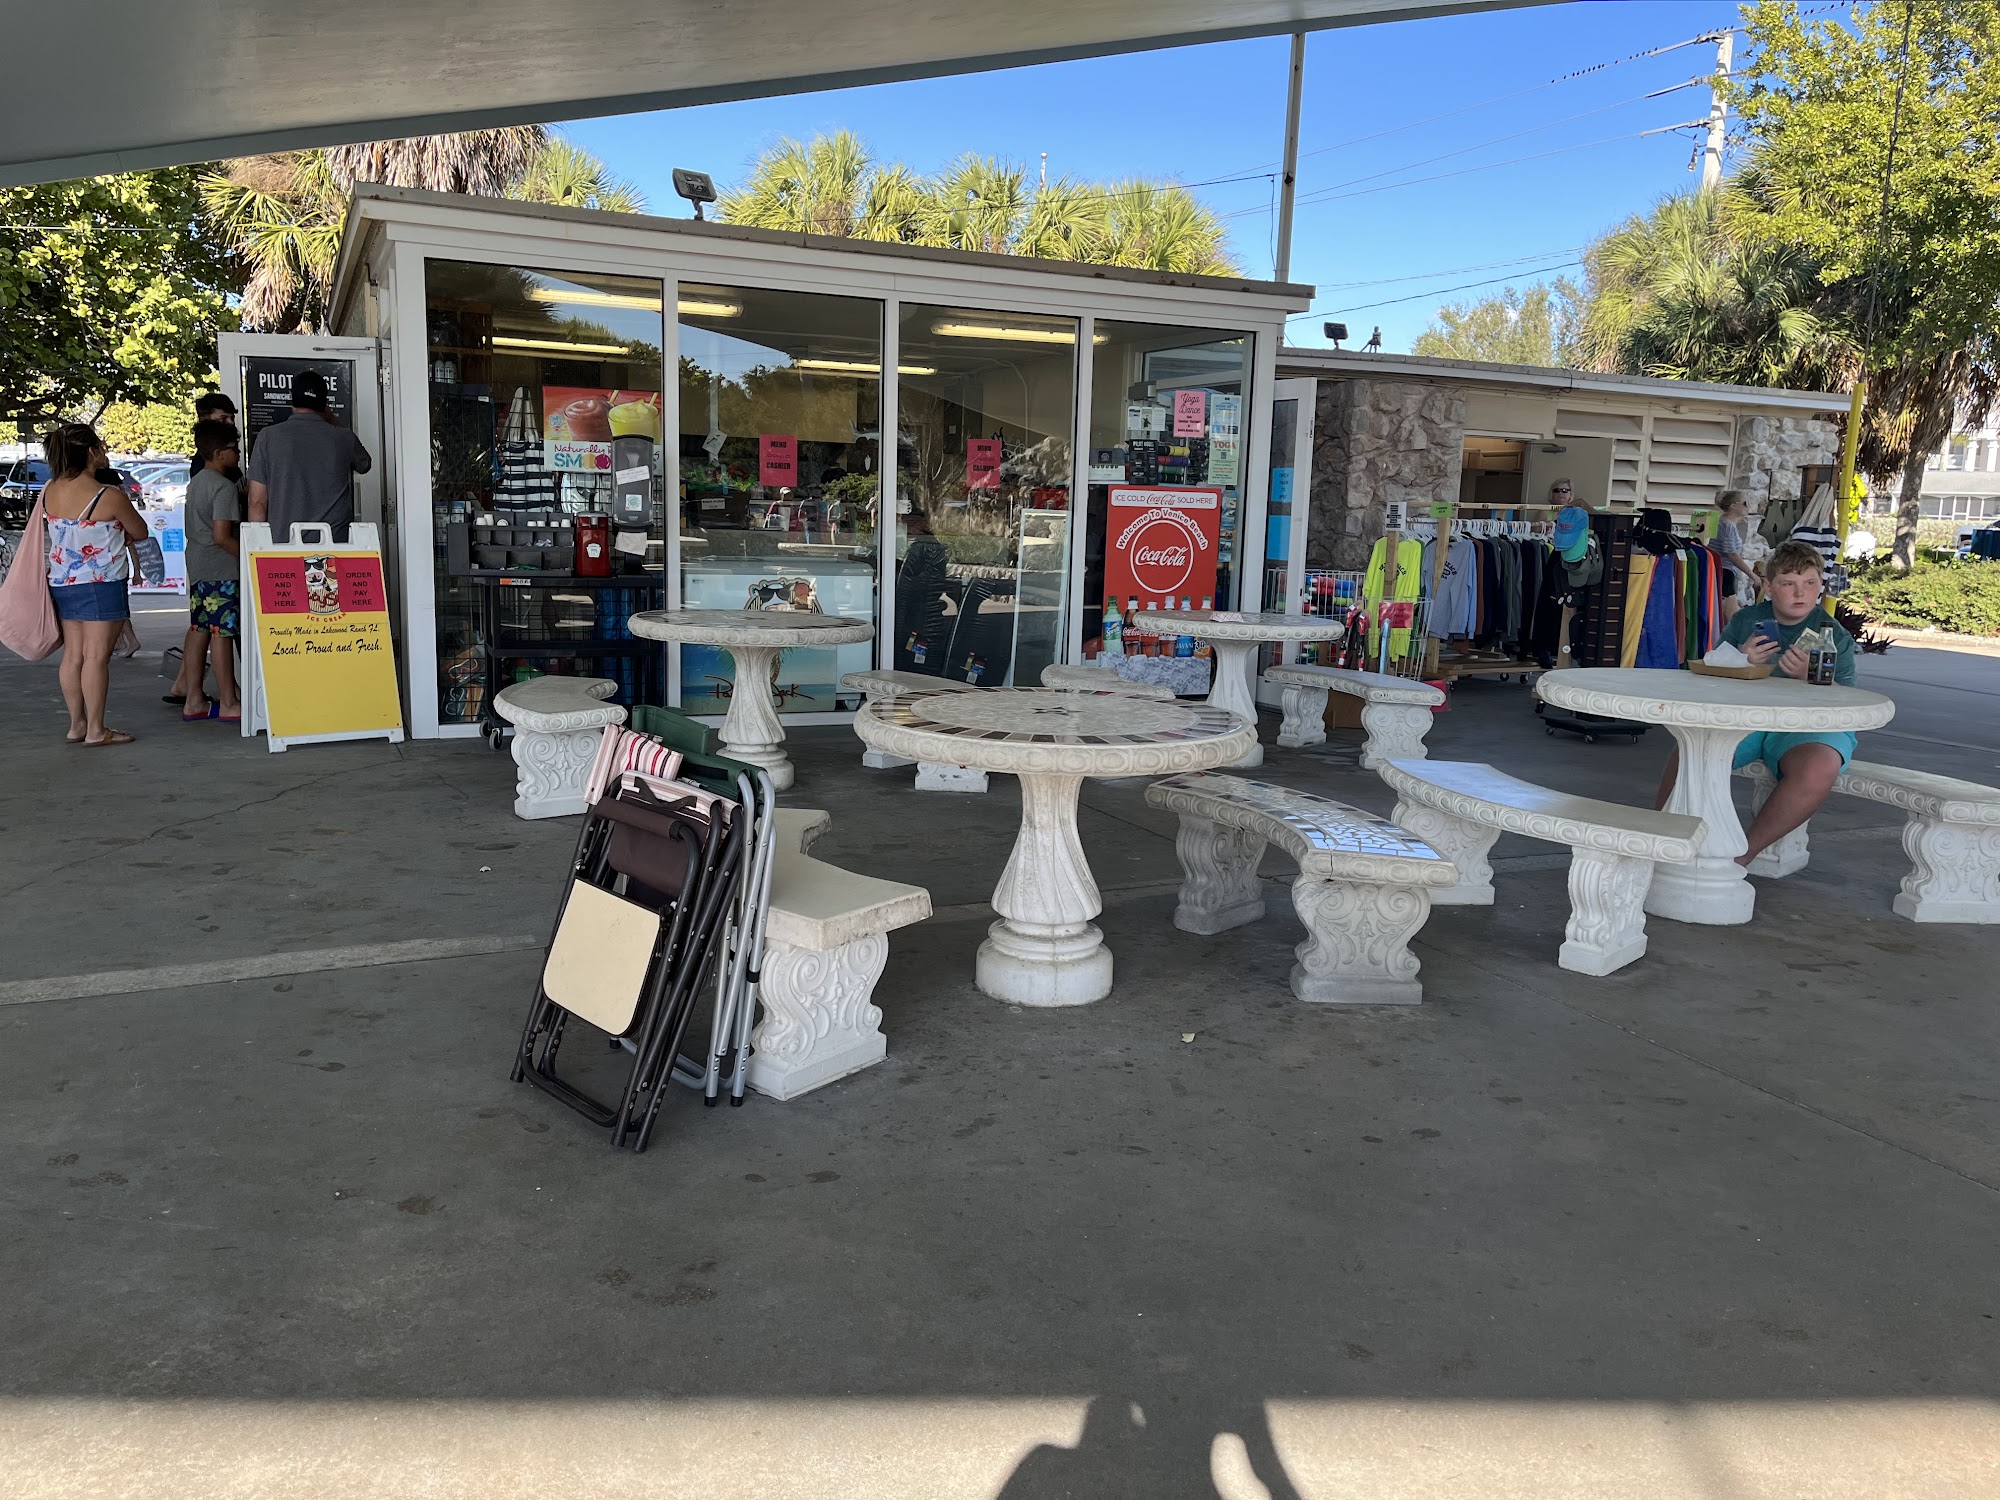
[50,579,130,623]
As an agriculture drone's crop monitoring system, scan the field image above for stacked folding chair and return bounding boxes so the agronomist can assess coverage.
[512,720,779,1151]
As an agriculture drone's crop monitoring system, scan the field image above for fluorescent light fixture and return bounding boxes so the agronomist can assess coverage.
[493,335,632,356]
[930,320,1106,345]
[526,287,742,317]
[794,358,937,376]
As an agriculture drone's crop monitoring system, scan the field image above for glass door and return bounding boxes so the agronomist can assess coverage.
[1258,378,1314,702]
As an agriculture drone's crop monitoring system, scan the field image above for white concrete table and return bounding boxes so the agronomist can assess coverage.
[854,687,1255,1007]
[1537,667,1895,925]
[630,609,873,791]
[1132,609,1349,769]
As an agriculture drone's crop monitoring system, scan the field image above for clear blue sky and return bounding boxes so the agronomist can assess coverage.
[559,0,1745,354]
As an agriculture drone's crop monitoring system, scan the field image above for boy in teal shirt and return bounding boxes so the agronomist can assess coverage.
[1658,539,1859,866]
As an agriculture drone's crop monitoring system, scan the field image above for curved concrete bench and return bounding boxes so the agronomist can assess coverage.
[1736,759,2000,923]
[1380,759,1702,976]
[749,826,932,1100]
[1145,771,1457,1005]
[1265,664,1444,767]
[839,669,985,792]
[492,676,625,819]
[1040,663,1177,700]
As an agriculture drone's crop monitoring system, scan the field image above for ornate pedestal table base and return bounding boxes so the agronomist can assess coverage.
[854,687,1255,1006]
[1537,667,1895,926]
[1133,609,1352,772]
[630,609,875,792]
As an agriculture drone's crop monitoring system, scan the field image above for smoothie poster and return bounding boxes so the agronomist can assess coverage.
[543,387,661,472]
[1104,486,1223,604]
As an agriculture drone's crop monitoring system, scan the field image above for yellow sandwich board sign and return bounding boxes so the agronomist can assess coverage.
[247,544,404,749]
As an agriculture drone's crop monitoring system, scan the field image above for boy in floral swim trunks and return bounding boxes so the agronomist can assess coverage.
[179,420,243,721]
[1655,539,1858,866]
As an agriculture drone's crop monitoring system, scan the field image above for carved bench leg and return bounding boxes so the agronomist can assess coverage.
[1892,816,2000,924]
[1390,801,1496,905]
[1275,685,1329,749]
[1170,814,1267,934]
[747,931,890,1100]
[1744,774,1811,878]
[511,725,603,819]
[1359,702,1434,769]
[1558,849,1657,976]
[914,762,989,793]
[1289,874,1428,1005]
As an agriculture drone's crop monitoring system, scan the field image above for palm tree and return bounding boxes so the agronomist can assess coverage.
[204,129,635,332]
[1576,188,1856,389]
[718,131,1241,275]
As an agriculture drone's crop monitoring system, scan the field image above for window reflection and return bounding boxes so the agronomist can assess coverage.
[676,285,880,713]
[894,307,1076,685]
[424,261,666,727]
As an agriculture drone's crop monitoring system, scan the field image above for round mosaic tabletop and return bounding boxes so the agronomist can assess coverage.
[1538,667,1894,733]
[1131,608,1350,641]
[629,609,875,647]
[855,687,1256,778]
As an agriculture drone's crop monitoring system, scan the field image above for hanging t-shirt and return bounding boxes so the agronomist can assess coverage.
[1620,554,1654,669]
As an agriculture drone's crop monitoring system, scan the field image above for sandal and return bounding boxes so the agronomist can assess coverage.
[182,702,218,722]
[162,693,187,705]
[82,730,136,746]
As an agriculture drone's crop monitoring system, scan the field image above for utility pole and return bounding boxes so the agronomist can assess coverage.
[1701,29,1733,190]
[1039,152,1047,190]
[1274,32,1307,283]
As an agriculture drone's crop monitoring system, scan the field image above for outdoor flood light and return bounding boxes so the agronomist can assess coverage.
[673,168,718,220]
[1324,321,1348,348]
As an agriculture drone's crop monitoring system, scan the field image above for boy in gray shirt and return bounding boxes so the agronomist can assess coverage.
[180,419,244,721]
[246,371,371,542]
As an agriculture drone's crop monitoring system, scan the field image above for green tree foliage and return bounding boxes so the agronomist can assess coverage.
[1733,0,2000,567]
[1412,279,1582,366]
[719,131,1240,276]
[1573,186,1855,387]
[1847,557,2000,635]
[203,129,640,332]
[0,168,239,426]
[95,401,201,455]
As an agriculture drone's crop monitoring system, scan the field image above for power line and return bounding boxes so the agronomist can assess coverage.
[1311,246,1586,293]
[1225,127,1661,219]
[1307,260,1584,318]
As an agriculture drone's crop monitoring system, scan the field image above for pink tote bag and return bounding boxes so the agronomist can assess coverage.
[0,499,60,661]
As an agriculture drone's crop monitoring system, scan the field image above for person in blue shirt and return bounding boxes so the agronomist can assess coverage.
[1655,539,1859,866]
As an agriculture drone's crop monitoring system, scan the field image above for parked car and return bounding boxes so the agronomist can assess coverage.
[0,457,51,527]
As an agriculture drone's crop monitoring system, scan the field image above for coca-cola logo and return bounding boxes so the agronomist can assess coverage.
[1126,515,1199,593]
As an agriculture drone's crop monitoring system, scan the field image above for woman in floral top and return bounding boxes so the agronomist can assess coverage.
[41,422,149,745]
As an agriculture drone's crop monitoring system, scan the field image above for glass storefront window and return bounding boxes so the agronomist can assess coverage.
[677,285,881,713]
[894,306,1076,686]
[1081,323,1252,653]
[424,261,667,726]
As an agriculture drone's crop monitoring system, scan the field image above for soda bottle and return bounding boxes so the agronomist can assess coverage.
[1102,596,1124,657]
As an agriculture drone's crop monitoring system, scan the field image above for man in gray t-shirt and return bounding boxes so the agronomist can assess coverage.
[246,371,371,542]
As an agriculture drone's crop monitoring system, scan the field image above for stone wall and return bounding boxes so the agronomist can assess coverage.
[1306,378,1467,570]
[1728,413,1840,521]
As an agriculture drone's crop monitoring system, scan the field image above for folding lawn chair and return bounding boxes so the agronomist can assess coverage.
[511,727,747,1150]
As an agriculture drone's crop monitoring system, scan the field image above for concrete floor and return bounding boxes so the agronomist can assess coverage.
[2,631,1998,1497]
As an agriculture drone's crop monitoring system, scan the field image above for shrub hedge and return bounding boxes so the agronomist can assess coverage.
[1845,558,2000,636]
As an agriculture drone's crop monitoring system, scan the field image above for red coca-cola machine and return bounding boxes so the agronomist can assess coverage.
[1102,485,1222,604]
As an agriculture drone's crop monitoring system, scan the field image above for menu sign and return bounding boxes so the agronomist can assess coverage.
[249,548,402,743]
[759,434,798,487]
[967,437,1002,490]
[240,356,355,459]
[1104,485,1222,603]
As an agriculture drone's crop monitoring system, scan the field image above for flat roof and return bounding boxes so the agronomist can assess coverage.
[0,0,1554,187]
[334,183,1314,320]
[1277,347,1851,414]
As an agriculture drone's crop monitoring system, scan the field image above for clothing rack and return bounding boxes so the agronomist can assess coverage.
[1420,504,1556,680]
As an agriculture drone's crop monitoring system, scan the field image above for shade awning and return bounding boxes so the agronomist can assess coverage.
[2,0,1552,187]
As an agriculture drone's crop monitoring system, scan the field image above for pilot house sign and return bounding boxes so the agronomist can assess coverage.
[1104,485,1222,604]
